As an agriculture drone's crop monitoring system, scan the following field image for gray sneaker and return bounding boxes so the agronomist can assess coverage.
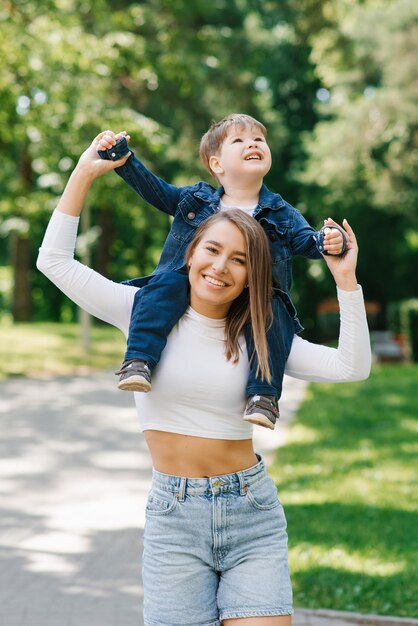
[116,359,152,392]
[243,394,279,430]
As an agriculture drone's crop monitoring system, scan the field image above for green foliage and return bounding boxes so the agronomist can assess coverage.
[1,0,417,323]
[399,299,418,362]
[388,298,418,360]
[0,266,12,313]
[297,0,418,313]
[386,300,402,334]
[301,0,418,210]
[408,310,418,362]
[270,364,418,616]
[1,0,314,320]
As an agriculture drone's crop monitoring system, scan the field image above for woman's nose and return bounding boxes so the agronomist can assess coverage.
[212,258,227,273]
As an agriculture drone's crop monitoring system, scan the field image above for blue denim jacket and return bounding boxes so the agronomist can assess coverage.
[103,144,324,332]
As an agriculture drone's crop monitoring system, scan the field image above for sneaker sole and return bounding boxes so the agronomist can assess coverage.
[118,375,151,392]
[243,413,276,430]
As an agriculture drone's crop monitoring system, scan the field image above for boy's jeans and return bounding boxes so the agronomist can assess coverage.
[125,270,295,400]
[125,270,190,369]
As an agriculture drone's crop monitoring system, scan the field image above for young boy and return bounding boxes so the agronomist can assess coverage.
[98,114,346,430]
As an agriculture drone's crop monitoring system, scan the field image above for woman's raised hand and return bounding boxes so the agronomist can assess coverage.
[77,130,131,179]
[322,218,359,291]
[56,131,131,217]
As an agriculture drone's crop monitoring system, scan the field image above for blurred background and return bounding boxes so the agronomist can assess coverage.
[1,3,418,619]
[1,0,417,372]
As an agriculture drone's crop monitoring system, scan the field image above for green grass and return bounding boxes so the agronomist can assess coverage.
[0,321,124,379]
[270,364,418,617]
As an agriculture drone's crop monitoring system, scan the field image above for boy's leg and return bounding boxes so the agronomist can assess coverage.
[244,296,295,430]
[118,270,190,391]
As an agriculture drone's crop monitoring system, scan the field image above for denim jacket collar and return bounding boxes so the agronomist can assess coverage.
[192,183,285,213]
[193,184,223,211]
[256,184,286,212]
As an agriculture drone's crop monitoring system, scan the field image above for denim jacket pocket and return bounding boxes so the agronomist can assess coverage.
[168,195,212,244]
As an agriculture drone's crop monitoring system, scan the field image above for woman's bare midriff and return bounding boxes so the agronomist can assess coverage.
[144,430,258,477]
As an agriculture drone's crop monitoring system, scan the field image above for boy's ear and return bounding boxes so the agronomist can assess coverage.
[209,155,224,176]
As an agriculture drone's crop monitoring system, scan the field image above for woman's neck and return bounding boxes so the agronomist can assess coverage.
[189,297,229,320]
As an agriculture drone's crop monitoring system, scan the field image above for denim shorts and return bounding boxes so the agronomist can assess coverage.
[142,455,293,626]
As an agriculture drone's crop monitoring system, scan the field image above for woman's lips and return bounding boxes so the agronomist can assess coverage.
[203,274,229,287]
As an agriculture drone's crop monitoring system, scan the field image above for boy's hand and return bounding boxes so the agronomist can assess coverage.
[322,218,358,291]
[76,131,131,179]
[97,130,131,159]
[322,218,345,255]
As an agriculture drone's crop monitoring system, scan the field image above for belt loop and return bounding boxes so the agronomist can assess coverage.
[177,477,186,502]
[238,471,247,496]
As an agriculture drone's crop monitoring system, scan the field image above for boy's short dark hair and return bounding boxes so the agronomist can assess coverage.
[199,114,267,176]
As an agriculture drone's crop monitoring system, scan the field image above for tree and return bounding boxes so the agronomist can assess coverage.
[0,0,166,320]
[297,0,418,316]
[4,0,413,329]
[2,0,310,321]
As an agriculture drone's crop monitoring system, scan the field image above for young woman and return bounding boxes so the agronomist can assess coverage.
[37,132,371,626]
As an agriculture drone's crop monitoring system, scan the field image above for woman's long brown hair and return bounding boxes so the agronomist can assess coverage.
[186,210,273,382]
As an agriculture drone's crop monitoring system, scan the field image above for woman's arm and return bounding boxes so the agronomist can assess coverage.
[285,218,372,382]
[37,133,137,335]
[285,285,371,382]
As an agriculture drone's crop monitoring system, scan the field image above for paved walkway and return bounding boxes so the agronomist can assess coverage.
[0,373,415,626]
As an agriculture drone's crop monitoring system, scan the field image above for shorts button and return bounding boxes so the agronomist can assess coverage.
[213,479,221,488]
[187,212,196,220]
[111,152,116,157]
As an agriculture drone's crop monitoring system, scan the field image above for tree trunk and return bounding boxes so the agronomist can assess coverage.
[97,208,113,277]
[11,234,32,321]
[12,144,33,321]
[79,204,91,352]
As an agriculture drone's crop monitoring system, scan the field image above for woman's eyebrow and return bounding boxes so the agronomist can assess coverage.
[205,239,247,257]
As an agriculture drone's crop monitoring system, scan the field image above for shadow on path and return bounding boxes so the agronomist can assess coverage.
[0,372,149,626]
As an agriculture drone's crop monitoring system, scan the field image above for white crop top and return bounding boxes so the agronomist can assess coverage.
[37,210,371,440]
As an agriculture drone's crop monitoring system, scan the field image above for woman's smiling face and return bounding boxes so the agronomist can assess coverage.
[187,219,248,319]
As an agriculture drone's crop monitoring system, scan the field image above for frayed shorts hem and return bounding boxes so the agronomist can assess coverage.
[144,621,220,626]
[144,614,293,626]
[220,607,293,619]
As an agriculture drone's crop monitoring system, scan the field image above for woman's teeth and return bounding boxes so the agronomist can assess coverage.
[204,276,227,287]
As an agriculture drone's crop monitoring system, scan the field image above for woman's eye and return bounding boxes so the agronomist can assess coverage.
[206,246,218,253]
[232,257,245,265]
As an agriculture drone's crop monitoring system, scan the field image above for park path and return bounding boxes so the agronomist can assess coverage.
[0,372,416,626]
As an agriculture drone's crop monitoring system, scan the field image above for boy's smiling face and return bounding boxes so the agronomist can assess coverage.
[209,123,272,184]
